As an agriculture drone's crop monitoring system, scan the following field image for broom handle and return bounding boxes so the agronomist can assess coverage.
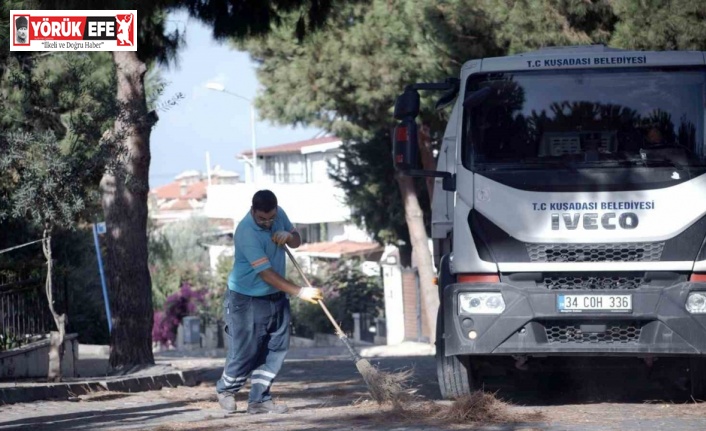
[283,246,346,337]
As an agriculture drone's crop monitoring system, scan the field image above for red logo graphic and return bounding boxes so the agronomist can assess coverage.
[115,13,134,46]
[10,10,137,51]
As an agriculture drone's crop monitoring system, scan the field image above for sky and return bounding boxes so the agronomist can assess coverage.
[149,12,323,188]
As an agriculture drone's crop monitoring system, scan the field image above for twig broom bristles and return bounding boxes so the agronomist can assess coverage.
[284,246,413,404]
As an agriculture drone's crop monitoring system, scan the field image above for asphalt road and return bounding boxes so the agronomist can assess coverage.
[1,355,705,430]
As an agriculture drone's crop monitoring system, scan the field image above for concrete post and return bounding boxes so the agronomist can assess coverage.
[352,312,361,342]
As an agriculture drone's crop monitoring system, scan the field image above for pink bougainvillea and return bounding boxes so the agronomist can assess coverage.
[152,283,206,347]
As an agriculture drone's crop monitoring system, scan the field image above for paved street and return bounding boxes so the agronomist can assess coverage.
[1,352,706,430]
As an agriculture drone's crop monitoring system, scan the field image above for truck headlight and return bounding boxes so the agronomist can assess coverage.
[459,292,505,315]
[686,292,706,314]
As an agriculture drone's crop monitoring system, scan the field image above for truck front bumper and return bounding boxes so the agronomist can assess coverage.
[442,282,706,356]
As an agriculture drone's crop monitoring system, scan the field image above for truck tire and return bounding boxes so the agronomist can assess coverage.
[690,357,706,400]
[436,310,474,399]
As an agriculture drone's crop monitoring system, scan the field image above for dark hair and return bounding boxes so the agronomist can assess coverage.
[252,190,278,212]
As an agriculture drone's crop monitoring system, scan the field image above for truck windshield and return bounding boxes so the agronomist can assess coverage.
[464,67,706,172]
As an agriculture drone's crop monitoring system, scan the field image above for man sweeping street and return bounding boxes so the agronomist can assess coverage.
[216,190,323,414]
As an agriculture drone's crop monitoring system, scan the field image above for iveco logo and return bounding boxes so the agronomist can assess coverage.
[551,212,639,230]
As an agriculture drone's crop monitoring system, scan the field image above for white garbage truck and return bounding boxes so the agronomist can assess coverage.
[392,45,706,399]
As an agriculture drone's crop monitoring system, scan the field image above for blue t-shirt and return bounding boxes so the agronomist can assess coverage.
[227,206,295,296]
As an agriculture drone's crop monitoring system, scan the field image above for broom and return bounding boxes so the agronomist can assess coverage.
[284,246,413,404]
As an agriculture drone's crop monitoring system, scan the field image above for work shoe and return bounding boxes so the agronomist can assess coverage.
[247,400,289,414]
[217,392,237,413]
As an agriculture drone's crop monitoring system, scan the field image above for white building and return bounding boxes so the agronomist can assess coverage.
[205,136,383,271]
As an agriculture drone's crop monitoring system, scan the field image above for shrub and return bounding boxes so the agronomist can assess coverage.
[289,259,383,338]
[152,283,206,347]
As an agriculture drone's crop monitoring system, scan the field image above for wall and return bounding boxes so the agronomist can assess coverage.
[0,334,78,379]
[327,222,345,242]
[382,264,405,345]
[334,223,372,243]
[208,245,233,272]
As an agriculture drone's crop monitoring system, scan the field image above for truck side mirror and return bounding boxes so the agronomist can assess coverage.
[393,118,419,171]
[393,88,420,120]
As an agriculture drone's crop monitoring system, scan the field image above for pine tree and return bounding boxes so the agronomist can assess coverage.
[610,0,706,50]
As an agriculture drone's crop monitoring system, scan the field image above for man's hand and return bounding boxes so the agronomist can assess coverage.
[297,286,323,304]
[272,230,293,246]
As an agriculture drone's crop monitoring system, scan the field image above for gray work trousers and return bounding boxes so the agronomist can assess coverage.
[216,289,290,403]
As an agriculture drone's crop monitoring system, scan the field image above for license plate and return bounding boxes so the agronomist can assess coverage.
[557,294,632,313]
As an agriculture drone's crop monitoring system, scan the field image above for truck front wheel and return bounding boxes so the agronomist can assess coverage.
[436,310,475,399]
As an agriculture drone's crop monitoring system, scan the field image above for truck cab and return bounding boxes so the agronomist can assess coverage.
[393,45,706,399]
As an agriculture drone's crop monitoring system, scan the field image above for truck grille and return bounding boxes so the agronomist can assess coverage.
[526,242,664,263]
[544,322,642,344]
[543,275,644,290]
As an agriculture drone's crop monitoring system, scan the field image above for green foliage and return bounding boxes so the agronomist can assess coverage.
[160,217,213,268]
[329,131,411,248]
[289,259,383,338]
[54,228,110,344]
[150,262,181,310]
[203,253,232,321]
[483,0,615,54]
[0,53,120,229]
[0,330,24,351]
[148,217,220,315]
[610,0,706,50]
[36,0,348,67]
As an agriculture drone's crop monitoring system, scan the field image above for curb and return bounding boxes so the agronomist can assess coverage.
[0,369,203,405]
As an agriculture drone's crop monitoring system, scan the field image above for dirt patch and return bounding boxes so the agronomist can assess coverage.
[539,401,706,426]
[159,389,220,410]
[383,391,543,427]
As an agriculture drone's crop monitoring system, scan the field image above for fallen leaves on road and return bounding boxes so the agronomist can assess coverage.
[385,390,544,426]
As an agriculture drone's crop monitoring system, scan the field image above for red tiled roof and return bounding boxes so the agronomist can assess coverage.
[297,241,383,257]
[162,199,198,211]
[151,180,208,200]
[151,182,181,200]
[182,180,208,199]
[240,136,340,157]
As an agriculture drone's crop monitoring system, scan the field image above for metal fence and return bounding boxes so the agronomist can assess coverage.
[0,269,54,351]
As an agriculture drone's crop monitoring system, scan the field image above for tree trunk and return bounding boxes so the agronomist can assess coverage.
[396,175,439,344]
[418,124,436,200]
[102,51,155,369]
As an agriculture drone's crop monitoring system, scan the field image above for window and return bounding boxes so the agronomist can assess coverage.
[464,67,706,170]
[295,223,322,243]
[263,155,307,183]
